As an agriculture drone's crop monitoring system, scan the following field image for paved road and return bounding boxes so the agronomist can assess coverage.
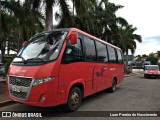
[0,74,160,120]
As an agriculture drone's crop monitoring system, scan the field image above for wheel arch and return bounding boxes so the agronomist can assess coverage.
[65,79,85,103]
[113,76,118,84]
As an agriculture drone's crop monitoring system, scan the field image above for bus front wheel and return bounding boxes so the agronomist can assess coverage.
[65,87,82,111]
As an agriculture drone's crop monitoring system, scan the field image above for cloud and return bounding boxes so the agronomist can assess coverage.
[135,36,160,55]
[110,0,160,36]
[109,0,160,55]
[145,36,160,41]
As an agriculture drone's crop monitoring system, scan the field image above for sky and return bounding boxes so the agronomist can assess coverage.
[19,0,160,56]
[109,0,160,55]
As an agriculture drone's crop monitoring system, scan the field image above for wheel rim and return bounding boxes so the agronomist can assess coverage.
[71,92,79,107]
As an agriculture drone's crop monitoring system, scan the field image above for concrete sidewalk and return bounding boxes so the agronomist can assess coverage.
[0,72,141,107]
[124,72,141,78]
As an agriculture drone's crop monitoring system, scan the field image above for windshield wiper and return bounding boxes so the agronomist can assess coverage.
[26,57,45,63]
[16,55,27,64]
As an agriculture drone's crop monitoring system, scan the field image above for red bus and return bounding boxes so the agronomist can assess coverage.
[6,28,124,111]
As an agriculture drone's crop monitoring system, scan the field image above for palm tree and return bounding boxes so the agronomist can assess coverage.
[44,0,55,30]
[0,0,44,62]
[119,25,142,66]
[2,0,44,42]
[56,0,96,33]
[32,0,72,30]
[72,0,96,17]
[0,12,10,63]
[85,0,128,39]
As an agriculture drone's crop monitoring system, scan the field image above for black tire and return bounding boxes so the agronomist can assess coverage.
[109,79,117,93]
[156,76,159,79]
[144,75,147,78]
[65,87,82,111]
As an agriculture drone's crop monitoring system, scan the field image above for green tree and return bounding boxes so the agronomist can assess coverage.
[57,0,128,39]
[119,25,142,66]
[32,0,72,30]
[157,51,160,57]
[146,53,158,65]
[142,54,147,58]
[0,0,44,62]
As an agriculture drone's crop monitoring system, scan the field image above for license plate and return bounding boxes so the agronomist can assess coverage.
[12,85,21,92]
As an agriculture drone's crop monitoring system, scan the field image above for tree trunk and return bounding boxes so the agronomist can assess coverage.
[73,0,74,16]
[45,5,53,30]
[7,42,9,56]
[1,41,6,63]
[18,30,22,51]
[126,49,129,67]
[0,0,1,26]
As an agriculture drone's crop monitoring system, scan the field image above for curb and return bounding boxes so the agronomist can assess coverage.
[124,73,141,78]
[0,100,15,108]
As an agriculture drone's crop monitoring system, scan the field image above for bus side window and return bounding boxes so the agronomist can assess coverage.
[62,38,84,63]
[83,36,96,62]
[95,41,108,63]
[117,49,123,64]
[107,45,117,63]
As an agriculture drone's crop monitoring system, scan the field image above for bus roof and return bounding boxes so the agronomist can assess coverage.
[35,28,121,50]
[69,28,121,50]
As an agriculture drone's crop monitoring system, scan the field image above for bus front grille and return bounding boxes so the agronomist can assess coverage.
[9,76,32,87]
[8,76,33,101]
[10,89,27,100]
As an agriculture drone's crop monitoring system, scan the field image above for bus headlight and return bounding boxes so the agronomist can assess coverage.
[32,77,54,86]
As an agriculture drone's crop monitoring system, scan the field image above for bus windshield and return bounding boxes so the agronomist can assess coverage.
[13,31,68,63]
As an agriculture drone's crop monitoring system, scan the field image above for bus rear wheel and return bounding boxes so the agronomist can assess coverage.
[65,87,82,111]
[109,79,117,93]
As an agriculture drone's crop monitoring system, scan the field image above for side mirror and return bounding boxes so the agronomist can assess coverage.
[70,32,77,44]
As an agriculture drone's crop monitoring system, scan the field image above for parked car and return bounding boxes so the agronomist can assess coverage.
[0,63,5,75]
[144,65,160,79]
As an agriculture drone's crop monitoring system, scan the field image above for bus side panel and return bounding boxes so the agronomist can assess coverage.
[117,64,124,84]
[108,63,124,85]
[104,64,114,88]
[94,63,109,92]
[58,62,94,104]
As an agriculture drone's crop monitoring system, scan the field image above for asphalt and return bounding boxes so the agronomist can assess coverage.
[0,72,141,108]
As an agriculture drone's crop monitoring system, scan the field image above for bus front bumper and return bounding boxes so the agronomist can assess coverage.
[6,80,59,107]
